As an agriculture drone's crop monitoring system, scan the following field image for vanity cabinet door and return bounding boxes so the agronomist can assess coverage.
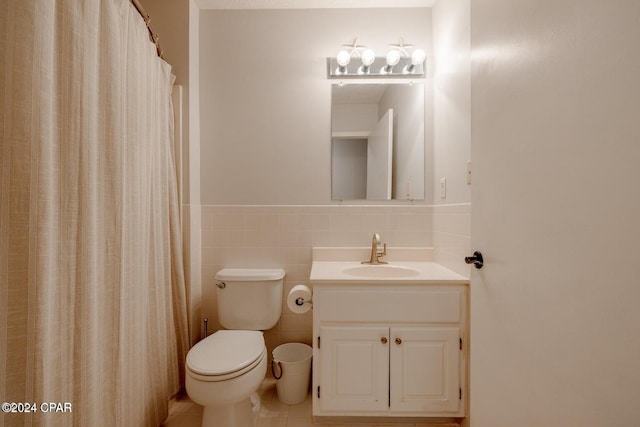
[390,327,461,415]
[319,325,389,413]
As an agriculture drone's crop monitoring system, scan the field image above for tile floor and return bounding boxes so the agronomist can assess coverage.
[161,376,312,427]
[162,376,459,427]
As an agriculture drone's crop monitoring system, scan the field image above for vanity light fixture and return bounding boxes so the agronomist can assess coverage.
[328,38,426,79]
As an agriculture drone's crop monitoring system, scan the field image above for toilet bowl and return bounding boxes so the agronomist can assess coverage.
[186,330,267,427]
[184,268,284,427]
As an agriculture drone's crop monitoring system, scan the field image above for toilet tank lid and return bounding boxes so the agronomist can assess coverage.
[215,268,285,281]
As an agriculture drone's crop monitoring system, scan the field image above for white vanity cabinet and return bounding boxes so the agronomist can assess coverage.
[312,284,467,419]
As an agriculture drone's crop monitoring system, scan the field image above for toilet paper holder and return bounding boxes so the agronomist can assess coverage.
[287,284,313,313]
[295,296,312,306]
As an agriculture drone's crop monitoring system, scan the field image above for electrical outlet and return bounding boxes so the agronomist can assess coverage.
[440,177,447,199]
[466,160,472,185]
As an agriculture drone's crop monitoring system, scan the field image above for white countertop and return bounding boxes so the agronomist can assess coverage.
[310,261,469,284]
[309,247,469,285]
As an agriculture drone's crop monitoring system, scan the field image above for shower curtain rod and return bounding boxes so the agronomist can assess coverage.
[130,0,163,58]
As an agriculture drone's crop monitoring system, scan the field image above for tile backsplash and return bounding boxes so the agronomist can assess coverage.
[199,204,469,358]
[432,203,472,277]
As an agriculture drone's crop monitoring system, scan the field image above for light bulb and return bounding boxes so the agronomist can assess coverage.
[411,49,426,65]
[404,49,426,74]
[381,49,401,74]
[386,49,401,66]
[336,50,351,67]
[361,49,375,66]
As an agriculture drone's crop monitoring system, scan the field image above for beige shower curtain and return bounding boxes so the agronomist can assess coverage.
[0,1,189,426]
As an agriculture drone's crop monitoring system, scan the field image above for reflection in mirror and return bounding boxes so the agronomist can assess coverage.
[331,83,425,200]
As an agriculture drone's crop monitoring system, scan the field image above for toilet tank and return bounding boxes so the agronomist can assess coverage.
[214,268,284,330]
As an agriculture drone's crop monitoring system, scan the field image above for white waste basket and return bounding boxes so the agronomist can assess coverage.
[271,343,312,405]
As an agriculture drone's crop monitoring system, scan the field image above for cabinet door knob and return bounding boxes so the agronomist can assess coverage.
[395,338,402,345]
[380,337,388,344]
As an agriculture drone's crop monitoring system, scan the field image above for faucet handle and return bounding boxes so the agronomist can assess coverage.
[376,243,388,263]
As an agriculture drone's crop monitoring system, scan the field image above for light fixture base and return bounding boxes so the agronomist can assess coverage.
[328,57,425,79]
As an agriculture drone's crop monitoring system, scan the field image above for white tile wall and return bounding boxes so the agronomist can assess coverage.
[432,204,472,277]
[200,205,434,356]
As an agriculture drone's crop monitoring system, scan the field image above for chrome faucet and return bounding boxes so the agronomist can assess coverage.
[362,233,388,265]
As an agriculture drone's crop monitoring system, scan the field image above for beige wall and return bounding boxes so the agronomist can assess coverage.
[432,0,471,207]
[198,8,433,205]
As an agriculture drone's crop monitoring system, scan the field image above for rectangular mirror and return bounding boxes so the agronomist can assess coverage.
[331,83,425,200]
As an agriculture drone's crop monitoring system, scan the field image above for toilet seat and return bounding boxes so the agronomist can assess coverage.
[187,350,266,382]
[186,330,265,381]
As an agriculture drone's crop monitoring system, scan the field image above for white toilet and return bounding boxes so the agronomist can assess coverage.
[185,268,284,427]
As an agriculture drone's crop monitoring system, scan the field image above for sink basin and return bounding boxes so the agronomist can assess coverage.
[342,264,421,278]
